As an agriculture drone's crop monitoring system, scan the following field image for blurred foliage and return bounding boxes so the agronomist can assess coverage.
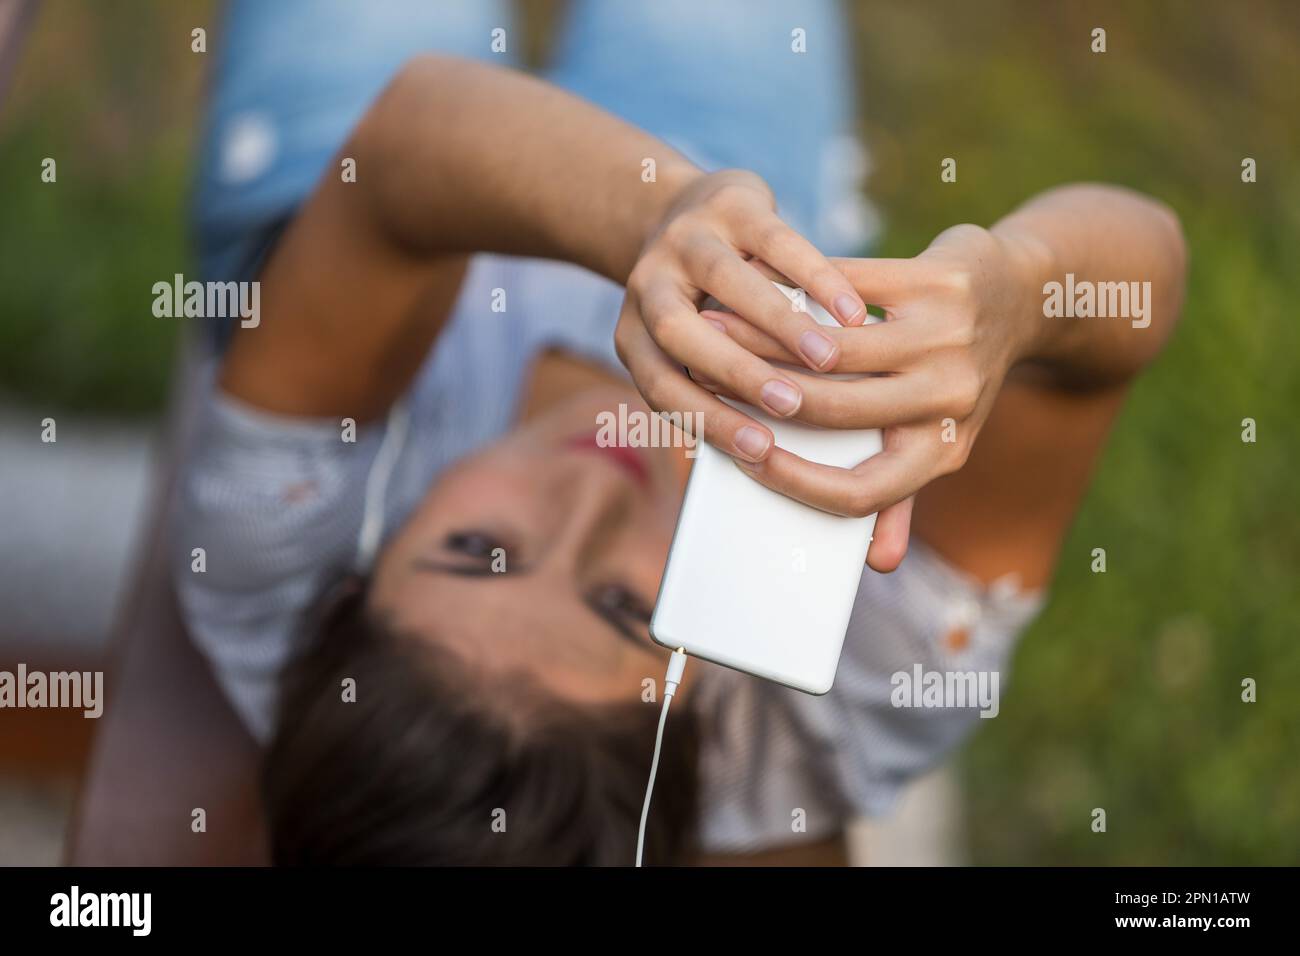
[0,0,212,414]
[849,0,1299,863]
[1,0,1296,862]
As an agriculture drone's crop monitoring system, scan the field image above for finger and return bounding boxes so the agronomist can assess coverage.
[830,256,931,307]
[706,307,930,373]
[685,364,743,401]
[824,318,933,372]
[685,240,843,372]
[782,363,963,429]
[733,426,936,517]
[866,495,914,573]
[704,310,972,427]
[700,309,801,365]
[746,259,794,286]
[687,366,720,391]
[746,218,868,326]
[614,306,775,462]
[642,288,807,419]
[702,310,960,426]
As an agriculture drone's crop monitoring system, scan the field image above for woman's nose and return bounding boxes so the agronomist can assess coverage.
[542,458,637,574]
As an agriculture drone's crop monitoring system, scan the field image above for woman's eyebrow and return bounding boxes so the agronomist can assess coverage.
[411,559,654,650]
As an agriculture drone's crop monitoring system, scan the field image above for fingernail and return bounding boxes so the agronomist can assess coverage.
[834,293,867,326]
[799,330,838,369]
[705,318,727,334]
[733,426,771,460]
[760,379,801,416]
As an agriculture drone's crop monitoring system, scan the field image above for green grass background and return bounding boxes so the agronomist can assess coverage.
[1,0,1296,862]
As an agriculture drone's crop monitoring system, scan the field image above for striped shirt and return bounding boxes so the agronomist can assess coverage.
[173,254,1043,853]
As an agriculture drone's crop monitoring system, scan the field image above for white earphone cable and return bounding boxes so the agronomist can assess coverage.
[635,647,688,867]
[355,400,411,571]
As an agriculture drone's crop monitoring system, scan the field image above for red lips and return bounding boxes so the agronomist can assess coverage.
[565,433,651,487]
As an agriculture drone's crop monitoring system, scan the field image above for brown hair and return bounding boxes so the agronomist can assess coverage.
[263,579,700,865]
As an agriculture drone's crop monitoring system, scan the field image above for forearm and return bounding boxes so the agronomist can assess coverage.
[994,183,1188,387]
[220,55,703,419]
[353,54,702,284]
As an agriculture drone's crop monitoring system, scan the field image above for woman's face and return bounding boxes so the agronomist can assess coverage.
[369,383,691,705]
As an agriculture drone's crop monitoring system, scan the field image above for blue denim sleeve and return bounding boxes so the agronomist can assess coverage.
[191,0,518,285]
[546,0,874,256]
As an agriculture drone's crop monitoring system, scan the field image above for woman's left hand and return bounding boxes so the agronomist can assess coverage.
[693,223,1051,571]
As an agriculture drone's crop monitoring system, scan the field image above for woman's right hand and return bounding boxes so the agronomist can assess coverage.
[615,169,868,464]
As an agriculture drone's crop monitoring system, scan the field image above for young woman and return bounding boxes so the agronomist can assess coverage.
[176,1,1186,864]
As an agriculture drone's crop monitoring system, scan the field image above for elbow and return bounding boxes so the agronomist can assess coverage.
[1150,197,1188,346]
[350,53,504,254]
[1147,191,1188,285]
[345,54,469,254]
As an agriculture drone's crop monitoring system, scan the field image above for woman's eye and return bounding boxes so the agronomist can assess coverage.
[593,584,653,622]
[444,531,505,559]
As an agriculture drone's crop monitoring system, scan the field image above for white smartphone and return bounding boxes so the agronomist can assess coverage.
[650,283,882,695]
